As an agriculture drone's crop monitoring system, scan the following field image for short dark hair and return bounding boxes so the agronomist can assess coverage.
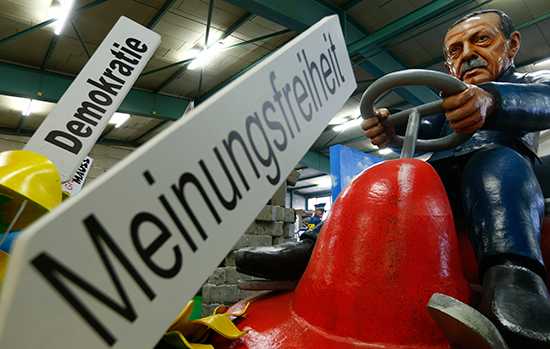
[447,9,516,39]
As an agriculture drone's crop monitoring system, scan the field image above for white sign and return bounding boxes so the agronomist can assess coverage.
[0,15,355,349]
[63,157,94,196]
[24,16,160,182]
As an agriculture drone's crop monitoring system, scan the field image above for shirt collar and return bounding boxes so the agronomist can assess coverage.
[498,65,519,82]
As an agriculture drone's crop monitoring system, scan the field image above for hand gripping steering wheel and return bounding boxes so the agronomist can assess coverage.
[360,69,472,158]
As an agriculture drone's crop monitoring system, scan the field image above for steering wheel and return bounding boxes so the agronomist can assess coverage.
[360,69,472,158]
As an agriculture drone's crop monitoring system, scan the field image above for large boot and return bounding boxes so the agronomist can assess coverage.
[479,263,550,348]
[234,222,321,280]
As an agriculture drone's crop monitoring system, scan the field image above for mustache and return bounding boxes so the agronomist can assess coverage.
[460,57,488,77]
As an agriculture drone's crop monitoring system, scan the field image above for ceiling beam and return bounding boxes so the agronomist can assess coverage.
[222,29,292,50]
[0,19,57,46]
[141,14,260,79]
[197,29,292,101]
[0,0,107,45]
[0,0,109,46]
[341,0,363,11]
[306,189,332,198]
[147,0,178,29]
[343,0,474,105]
[154,10,255,93]
[204,0,215,45]
[41,35,59,71]
[517,11,550,30]
[154,63,189,93]
[198,47,275,102]
[70,19,91,58]
[198,0,216,98]
[225,0,439,105]
[224,0,338,33]
[299,150,331,174]
[2,0,109,72]
[140,58,194,77]
[76,0,110,12]
[0,62,190,121]
[41,0,81,70]
[218,12,255,41]
[290,184,319,190]
[347,0,471,56]
[296,173,328,182]
[352,0,491,67]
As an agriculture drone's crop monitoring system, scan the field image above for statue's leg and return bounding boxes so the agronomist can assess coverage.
[462,146,550,348]
[462,146,545,279]
[234,222,321,280]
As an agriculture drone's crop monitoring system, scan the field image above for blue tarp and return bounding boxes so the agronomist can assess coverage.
[330,144,385,201]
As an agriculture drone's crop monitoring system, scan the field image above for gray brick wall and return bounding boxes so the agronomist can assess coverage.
[200,182,297,317]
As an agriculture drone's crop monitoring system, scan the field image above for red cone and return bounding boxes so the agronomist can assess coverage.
[214,159,475,348]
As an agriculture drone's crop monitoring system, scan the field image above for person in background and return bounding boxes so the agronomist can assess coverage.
[307,203,325,229]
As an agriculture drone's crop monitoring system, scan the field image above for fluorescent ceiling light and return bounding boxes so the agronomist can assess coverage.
[534,57,550,66]
[54,0,75,35]
[179,49,200,61]
[22,99,33,116]
[333,117,362,132]
[109,113,130,128]
[313,177,332,187]
[188,42,224,70]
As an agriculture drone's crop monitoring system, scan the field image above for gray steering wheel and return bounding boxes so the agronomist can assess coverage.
[360,69,472,158]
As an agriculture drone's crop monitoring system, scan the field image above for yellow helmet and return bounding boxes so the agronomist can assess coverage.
[0,150,62,230]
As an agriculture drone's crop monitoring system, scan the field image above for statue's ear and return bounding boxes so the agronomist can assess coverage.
[508,31,521,58]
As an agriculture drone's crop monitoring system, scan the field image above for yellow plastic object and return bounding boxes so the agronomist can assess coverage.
[163,300,249,349]
[162,334,213,349]
[0,249,8,288]
[0,150,62,230]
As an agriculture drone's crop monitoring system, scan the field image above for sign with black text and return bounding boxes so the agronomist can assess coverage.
[0,15,355,349]
[62,156,94,196]
[24,16,160,182]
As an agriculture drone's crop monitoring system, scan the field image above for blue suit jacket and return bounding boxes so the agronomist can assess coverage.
[419,67,550,162]
[309,214,322,227]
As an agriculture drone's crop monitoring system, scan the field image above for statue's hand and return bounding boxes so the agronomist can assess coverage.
[441,84,495,134]
[361,108,396,149]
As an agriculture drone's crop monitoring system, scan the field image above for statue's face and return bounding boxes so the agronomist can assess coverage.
[444,13,517,84]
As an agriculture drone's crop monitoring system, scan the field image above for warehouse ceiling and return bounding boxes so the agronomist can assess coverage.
[1,0,550,198]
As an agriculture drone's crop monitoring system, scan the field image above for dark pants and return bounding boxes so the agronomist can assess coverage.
[430,146,546,282]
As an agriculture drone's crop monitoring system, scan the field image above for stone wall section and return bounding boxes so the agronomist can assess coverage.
[201,182,298,317]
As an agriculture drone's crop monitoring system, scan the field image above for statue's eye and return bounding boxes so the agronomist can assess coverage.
[450,47,460,55]
[477,35,489,43]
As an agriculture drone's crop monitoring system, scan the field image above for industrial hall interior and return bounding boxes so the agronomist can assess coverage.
[3,0,550,213]
[1,0,550,348]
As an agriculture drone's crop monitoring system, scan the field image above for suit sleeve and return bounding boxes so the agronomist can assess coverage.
[480,80,550,132]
